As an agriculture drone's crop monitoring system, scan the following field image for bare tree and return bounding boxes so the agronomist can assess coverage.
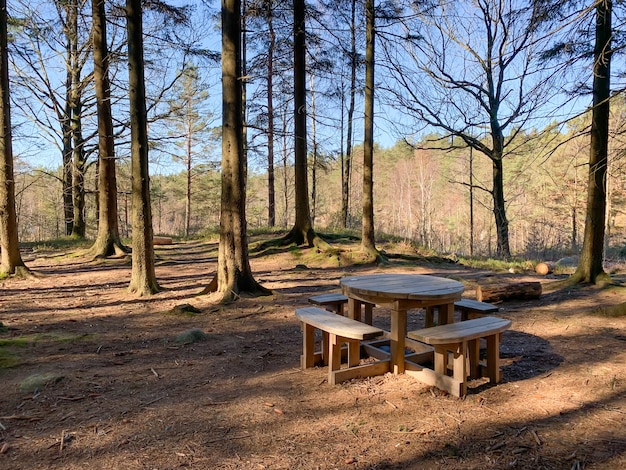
[10,0,94,237]
[383,0,558,258]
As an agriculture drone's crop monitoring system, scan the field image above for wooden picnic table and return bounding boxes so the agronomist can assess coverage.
[340,273,464,374]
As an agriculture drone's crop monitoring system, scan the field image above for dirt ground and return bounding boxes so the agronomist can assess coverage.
[0,239,625,470]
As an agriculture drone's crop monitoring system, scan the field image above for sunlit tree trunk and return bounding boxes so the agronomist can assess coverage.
[205,0,268,301]
[266,1,276,227]
[573,0,612,284]
[279,0,318,246]
[126,0,159,295]
[0,0,27,275]
[361,0,377,255]
[68,0,86,238]
[89,0,126,258]
[342,0,357,229]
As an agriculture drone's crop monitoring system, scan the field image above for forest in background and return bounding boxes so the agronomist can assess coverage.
[15,94,626,261]
[4,0,626,264]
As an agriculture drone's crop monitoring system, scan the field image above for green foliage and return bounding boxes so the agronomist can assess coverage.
[21,237,93,253]
[457,257,536,273]
[0,335,27,369]
[175,328,208,344]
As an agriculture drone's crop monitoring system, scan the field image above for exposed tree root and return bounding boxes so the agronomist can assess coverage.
[87,237,129,260]
[253,227,331,253]
[1,265,36,280]
[568,270,614,287]
[593,302,626,317]
[201,272,272,303]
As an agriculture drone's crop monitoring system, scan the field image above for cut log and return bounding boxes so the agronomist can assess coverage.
[153,236,173,245]
[535,262,555,275]
[476,281,541,303]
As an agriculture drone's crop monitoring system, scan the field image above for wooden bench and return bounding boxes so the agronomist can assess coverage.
[308,293,374,325]
[455,299,499,320]
[295,307,388,385]
[406,317,511,397]
[424,299,499,327]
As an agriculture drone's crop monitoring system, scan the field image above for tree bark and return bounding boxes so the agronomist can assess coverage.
[126,0,159,295]
[572,0,612,284]
[361,0,377,256]
[89,0,126,258]
[0,0,27,275]
[266,2,275,227]
[341,0,357,229]
[477,281,542,303]
[205,0,268,301]
[285,0,316,246]
[68,0,85,238]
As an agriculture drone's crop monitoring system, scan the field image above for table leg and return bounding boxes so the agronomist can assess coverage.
[439,302,454,325]
[425,307,435,327]
[390,307,407,374]
[364,303,373,325]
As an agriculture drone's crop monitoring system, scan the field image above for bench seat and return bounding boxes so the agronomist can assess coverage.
[308,293,374,324]
[308,293,349,315]
[455,298,499,320]
[425,299,499,327]
[406,317,511,397]
[295,307,388,385]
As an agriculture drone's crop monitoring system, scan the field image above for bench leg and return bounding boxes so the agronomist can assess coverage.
[485,333,502,383]
[434,346,448,375]
[328,334,343,385]
[452,342,468,397]
[468,339,481,379]
[348,339,361,367]
[459,307,469,321]
[302,323,316,369]
[321,331,330,365]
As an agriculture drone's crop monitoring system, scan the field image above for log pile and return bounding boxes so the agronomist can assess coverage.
[476,281,541,303]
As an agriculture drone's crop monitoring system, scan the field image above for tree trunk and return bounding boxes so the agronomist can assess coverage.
[573,0,612,284]
[69,0,85,239]
[205,0,268,301]
[89,0,126,258]
[0,0,27,275]
[342,0,357,229]
[267,3,275,227]
[361,0,377,255]
[310,73,317,224]
[491,126,510,258]
[62,71,74,236]
[185,120,192,237]
[126,0,159,295]
[286,0,315,246]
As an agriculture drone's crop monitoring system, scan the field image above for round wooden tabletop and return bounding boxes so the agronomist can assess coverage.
[340,273,464,301]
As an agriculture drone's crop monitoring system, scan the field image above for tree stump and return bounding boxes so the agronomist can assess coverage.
[535,262,555,275]
[476,281,541,302]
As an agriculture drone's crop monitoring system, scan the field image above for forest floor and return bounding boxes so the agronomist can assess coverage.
[0,237,625,470]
